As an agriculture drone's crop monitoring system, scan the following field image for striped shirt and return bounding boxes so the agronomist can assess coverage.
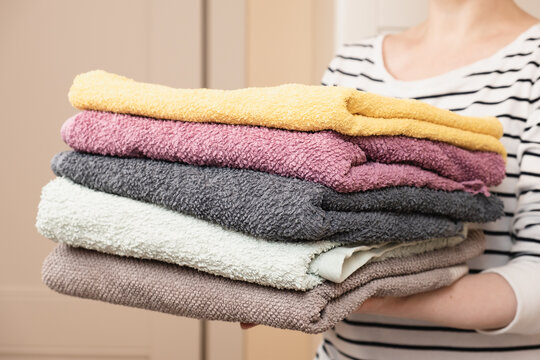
[316,23,540,360]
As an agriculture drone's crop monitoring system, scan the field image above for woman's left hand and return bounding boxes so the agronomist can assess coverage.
[240,273,517,332]
[355,272,517,331]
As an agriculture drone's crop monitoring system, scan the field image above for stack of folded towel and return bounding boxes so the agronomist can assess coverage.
[36,70,506,334]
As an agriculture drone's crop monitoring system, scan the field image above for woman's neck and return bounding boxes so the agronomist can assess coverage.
[422,0,536,44]
[381,0,538,81]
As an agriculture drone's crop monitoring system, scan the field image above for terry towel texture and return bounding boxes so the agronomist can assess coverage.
[42,231,484,333]
[36,178,467,290]
[50,153,483,243]
[52,152,503,244]
[68,70,506,156]
[309,237,466,283]
[62,111,506,190]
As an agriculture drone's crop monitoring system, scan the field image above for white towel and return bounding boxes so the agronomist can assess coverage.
[310,234,466,283]
[36,178,465,290]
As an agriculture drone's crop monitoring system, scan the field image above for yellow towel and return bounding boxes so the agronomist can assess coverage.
[69,70,506,156]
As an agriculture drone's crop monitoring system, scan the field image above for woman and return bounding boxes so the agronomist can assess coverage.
[314,0,540,359]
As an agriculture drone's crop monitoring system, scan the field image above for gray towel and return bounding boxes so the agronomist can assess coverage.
[42,231,485,333]
[51,152,498,242]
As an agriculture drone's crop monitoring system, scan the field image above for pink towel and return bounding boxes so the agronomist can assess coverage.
[62,111,504,194]
[354,137,504,186]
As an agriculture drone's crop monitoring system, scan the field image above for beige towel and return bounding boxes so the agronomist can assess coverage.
[42,231,484,333]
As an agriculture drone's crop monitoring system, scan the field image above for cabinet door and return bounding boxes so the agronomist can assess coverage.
[0,1,202,359]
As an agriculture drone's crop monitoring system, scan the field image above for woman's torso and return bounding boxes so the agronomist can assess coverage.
[316,23,540,360]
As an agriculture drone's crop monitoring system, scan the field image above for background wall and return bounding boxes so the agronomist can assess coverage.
[1,1,540,360]
[0,1,204,359]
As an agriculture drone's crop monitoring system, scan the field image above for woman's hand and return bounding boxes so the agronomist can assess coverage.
[239,273,517,331]
[356,272,517,331]
[240,323,257,329]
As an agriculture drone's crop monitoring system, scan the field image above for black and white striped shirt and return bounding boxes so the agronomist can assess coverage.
[316,23,540,360]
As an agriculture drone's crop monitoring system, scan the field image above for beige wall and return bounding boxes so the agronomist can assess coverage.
[246,0,334,86]
[0,0,203,359]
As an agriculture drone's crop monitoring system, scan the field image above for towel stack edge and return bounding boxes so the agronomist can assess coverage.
[36,70,505,333]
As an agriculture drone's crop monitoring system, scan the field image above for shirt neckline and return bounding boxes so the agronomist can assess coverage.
[373,23,540,95]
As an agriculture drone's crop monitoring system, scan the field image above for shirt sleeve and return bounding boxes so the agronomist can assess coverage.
[480,104,540,335]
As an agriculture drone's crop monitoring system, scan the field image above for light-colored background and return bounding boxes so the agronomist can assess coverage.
[1,1,539,359]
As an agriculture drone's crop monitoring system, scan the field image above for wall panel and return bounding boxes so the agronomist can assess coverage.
[0,1,203,358]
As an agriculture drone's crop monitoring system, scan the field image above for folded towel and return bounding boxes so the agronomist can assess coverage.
[68,70,505,156]
[51,153,484,243]
[42,231,484,333]
[309,236,466,283]
[356,136,505,186]
[36,178,467,290]
[62,111,506,190]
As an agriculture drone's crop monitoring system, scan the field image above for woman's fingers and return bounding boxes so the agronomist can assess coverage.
[240,323,257,329]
